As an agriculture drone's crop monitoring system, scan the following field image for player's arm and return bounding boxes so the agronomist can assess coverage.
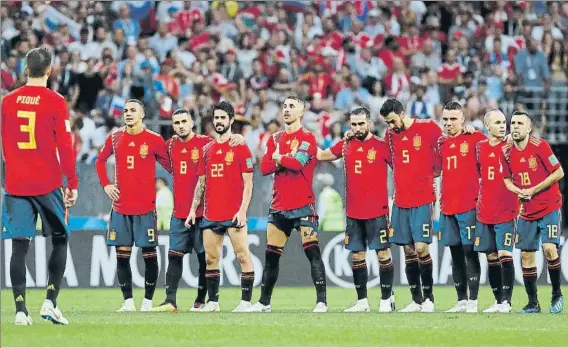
[432,124,443,177]
[55,97,79,191]
[155,136,172,173]
[523,144,564,198]
[317,140,343,161]
[185,175,205,227]
[500,148,522,195]
[276,137,316,171]
[234,172,253,227]
[95,135,114,187]
[260,135,279,175]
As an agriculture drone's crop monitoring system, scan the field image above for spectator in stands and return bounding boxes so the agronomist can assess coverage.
[156,177,173,231]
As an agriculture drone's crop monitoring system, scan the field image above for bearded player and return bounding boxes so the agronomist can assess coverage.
[95,99,171,312]
[474,110,517,313]
[185,101,255,312]
[437,101,485,313]
[1,46,78,325]
[380,98,442,312]
[152,109,244,312]
[317,107,395,312]
[248,96,327,313]
[502,111,564,314]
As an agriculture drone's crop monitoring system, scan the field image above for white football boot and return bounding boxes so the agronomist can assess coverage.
[232,301,252,312]
[313,302,328,313]
[15,312,33,326]
[116,298,136,312]
[40,300,69,325]
[139,298,153,312]
[445,300,468,313]
[399,301,422,312]
[246,302,272,312]
[344,298,371,312]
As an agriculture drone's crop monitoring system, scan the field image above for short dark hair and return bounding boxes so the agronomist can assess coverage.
[125,99,145,115]
[172,108,189,116]
[511,110,532,123]
[213,101,235,119]
[443,101,463,111]
[284,95,306,109]
[25,46,52,78]
[350,107,371,119]
[379,98,404,117]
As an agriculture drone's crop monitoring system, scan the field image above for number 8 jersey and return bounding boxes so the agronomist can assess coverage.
[1,86,78,196]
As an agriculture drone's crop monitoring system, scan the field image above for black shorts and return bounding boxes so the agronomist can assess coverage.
[200,218,239,235]
[268,204,318,237]
[345,216,390,252]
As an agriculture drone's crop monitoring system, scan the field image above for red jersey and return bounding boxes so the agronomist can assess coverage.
[330,136,391,219]
[95,128,171,215]
[384,119,442,208]
[1,85,78,196]
[501,136,562,221]
[260,128,317,211]
[438,63,465,82]
[199,141,253,221]
[438,132,486,215]
[166,134,212,219]
[476,140,518,224]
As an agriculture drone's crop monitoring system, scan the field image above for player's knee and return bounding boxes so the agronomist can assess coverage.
[235,250,251,266]
[117,246,132,252]
[376,248,391,261]
[542,244,558,260]
[300,228,318,243]
[520,251,535,265]
[351,251,366,262]
[414,243,429,257]
[497,250,513,258]
[205,253,220,267]
[403,245,416,256]
[487,252,499,261]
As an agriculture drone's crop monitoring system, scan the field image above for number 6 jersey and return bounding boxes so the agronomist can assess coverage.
[1,86,78,196]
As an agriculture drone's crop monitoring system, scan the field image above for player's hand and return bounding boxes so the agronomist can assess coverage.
[185,210,196,228]
[229,134,245,147]
[519,187,536,200]
[463,125,476,134]
[104,184,120,201]
[232,209,247,228]
[272,144,282,162]
[64,188,78,208]
[344,130,354,141]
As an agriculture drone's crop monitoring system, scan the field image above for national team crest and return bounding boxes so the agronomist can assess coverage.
[413,135,422,150]
[139,143,148,158]
[225,150,234,164]
[460,142,469,156]
[109,230,116,241]
[291,139,299,150]
[528,157,537,171]
[367,148,376,162]
[191,148,199,162]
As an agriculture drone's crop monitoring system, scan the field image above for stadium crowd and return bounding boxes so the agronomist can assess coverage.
[1,0,568,165]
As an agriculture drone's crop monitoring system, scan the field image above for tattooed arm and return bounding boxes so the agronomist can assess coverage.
[185,175,205,227]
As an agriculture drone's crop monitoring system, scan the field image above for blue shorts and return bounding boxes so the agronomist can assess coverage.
[200,218,239,235]
[516,210,561,251]
[345,215,390,252]
[439,209,477,246]
[2,189,69,240]
[107,210,158,247]
[268,204,319,237]
[390,203,433,245]
[474,219,516,253]
[169,217,204,253]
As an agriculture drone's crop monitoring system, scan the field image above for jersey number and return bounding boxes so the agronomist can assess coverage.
[422,224,430,238]
[466,226,475,240]
[547,225,558,239]
[402,149,410,163]
[504,232,513,247]
[147,228,155,243]
[211,163,224,177]
[180,160,187,174]
[488,166,495,180]
[354,160,362,174]
[17,110,37,150]
[127,156,135,169]
[519,172,531,186]
[446,155,457,170]
[379,229,388,244]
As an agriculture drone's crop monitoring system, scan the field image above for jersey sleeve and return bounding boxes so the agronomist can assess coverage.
[154,135,172,173]
[197,146,206,176]
[380,141,392,166]
[434,135,445,174]
[329,139,345,158]
[475,141,482,176]
[95,135,114,187]
[239,144,254,174]
[499,145,512,179]
[260,135,279,175]
[537,141,561,173]
[54,96,79,189]
[280,132,316,171]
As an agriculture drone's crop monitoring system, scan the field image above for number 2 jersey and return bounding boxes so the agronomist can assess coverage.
[166,134,212,219]
[199,141,253,221]
[330,136,391,219]
[501,136,562,221]
[384,119,442,208]
[95,128,171,215]
[1,85,78,196]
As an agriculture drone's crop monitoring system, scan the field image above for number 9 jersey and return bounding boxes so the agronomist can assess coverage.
[1,86,78,196]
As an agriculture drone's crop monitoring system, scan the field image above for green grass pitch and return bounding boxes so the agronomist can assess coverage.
[1,286,567,347]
